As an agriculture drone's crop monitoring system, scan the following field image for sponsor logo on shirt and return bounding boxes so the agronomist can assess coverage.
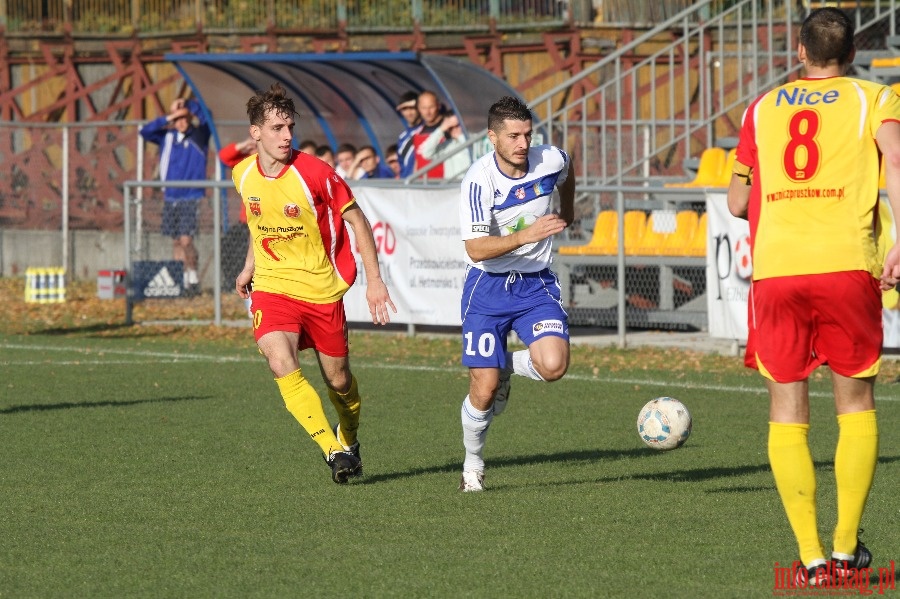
[533,319,564,335]
[472,224,490,233]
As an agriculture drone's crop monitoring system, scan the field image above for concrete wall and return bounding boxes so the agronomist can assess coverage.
[0,229,220,286]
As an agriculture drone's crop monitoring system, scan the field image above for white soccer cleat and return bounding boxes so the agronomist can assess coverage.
[459,470,485,492]
[492,371,511,416]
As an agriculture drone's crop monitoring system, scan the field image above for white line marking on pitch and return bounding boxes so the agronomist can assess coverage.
[1,342,897,401]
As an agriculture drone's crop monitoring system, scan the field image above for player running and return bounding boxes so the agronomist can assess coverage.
[232,82,396,484]
[457,95,576,492]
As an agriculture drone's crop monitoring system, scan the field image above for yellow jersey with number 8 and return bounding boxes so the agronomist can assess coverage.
[736,76,900,279]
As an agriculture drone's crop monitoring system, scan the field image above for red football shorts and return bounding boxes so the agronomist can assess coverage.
[745,271,883,382]
[251,291,349,357]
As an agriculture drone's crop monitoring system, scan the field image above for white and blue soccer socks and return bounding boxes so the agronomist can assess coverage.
[509,349,544,381]
[461,395,493,473]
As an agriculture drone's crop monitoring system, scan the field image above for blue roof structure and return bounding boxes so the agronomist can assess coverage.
[166,51,522,160]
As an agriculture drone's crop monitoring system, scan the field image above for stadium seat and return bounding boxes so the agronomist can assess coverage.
[713,148,737,188]
[558,210,616,255]
[575,210,647,255]
[631,210,677,255]
[664,147,727,188]
[685,212,708,256]
[659,210,701,255]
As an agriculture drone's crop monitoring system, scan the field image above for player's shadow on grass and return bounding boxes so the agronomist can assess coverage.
[0,395,214,414]
[358,450,900,490]
[357,447,652,485]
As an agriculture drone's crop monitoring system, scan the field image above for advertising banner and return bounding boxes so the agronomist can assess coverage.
[706,192,900,348]
[342,186,465,326]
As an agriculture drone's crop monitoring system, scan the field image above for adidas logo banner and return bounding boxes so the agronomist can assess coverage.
[131,260,184,300]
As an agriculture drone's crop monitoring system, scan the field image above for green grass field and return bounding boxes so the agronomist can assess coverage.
[1,281,899,597]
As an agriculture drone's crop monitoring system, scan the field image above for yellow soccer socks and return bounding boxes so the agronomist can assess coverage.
[328,375,361,448]
[768,422,824,566]
[275,369,343,456]
[833,410,878,556]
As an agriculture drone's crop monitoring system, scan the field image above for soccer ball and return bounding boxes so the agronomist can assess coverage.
[637,397,692,450]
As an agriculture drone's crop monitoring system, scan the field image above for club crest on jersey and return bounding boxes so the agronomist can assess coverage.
[248,198,261,217]
[283,203,300,218]
[515,187,526,200]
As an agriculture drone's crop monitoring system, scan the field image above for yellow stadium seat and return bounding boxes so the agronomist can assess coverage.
[659,210,701,256]
[665,147,727,188]
[558,210,616,255]
[577,210,647,255]
[872,56,900,68]
[713,148,737,188]
[685,212,708,256]
[622,210,648,254]
[631,210,676,255]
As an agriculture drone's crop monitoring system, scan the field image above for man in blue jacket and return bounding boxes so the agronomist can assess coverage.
[140,98,211,296]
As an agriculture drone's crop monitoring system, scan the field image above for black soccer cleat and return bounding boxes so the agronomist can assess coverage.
[793,562,834,588]
[333,424,362,474]
[325,450,362,484]
[833,538,873,574]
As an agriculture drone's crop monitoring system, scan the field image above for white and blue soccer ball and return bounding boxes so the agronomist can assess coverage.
[637,397,692,450]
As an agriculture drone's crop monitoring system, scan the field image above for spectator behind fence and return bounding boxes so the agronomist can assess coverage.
[349,145,395,180]
[395,90,423,178]
[298,139,318,154]
[417,113,471,180]
[413,90,450,179]
[385,144,401,178]
[316,144,335,168]
[334,143,357,179]
[139,97,211,297]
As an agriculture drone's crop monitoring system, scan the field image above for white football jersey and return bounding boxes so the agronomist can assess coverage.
[459,145,569,273]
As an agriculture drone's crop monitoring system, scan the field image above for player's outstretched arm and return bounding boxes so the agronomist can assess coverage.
[343,205,397,324]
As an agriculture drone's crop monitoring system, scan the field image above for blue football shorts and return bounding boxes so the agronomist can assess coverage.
[162,199,200,238]
[460,266,569,369]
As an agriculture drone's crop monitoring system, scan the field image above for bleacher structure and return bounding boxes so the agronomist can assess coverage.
[540,0,900,332]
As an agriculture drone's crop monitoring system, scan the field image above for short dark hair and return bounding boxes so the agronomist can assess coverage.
[315,144,333,157]
[336,143,357,155]
[488,96,533,132]
[246,82,296,127]
[800,8,854,67]
[299,139,318,151]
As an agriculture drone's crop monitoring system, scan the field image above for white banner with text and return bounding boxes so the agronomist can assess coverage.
[343,186,465,326]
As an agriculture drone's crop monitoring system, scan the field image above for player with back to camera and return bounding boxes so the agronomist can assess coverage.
[232,82,397,484]
[727,8,900,586]
[457,95,575,492]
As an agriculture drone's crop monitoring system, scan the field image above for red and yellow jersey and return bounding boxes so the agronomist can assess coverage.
[232,150,357,303]
[736,76,900,279]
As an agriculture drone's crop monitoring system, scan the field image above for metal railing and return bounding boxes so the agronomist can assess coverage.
[526,0,900,210]
[0,0,580,34]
